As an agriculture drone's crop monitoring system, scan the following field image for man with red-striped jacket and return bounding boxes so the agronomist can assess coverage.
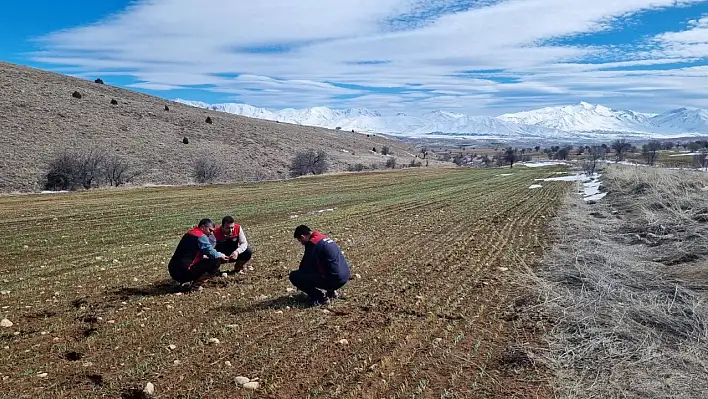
[168,218,229,287]
[212,215,253,274]
[290,225,351,306]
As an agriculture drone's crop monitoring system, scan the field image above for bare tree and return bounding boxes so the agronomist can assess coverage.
[381,146,392,155]
[102,155,139,186]
[693,151,708,170]
[385,157,396,169]
[504,147,518,168]
[43,149,107,190]
[582,145,606,175]
[290,149,329,177]
[420,146,428,159]
[642,140,661,166]
[611,139,631,162]
[193,158,223,183]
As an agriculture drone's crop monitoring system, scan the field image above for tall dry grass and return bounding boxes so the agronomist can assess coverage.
[532,165,708,398]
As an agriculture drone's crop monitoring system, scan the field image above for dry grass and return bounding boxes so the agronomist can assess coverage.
[0,61,440,193]
[529,165,708,398]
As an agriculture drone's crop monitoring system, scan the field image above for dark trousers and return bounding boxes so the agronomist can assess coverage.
[169,258,221,284]
[215,242,253,264]
[289,270,346,300]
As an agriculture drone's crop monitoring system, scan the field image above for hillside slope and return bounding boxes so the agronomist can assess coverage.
[0,62,426,193]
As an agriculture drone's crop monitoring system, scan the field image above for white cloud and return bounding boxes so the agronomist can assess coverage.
[27,0,708,115]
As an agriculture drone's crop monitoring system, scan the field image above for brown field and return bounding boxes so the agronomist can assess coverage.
[0,166,572,398]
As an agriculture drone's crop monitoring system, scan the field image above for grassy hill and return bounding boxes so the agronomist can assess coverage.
[0,61,432,193]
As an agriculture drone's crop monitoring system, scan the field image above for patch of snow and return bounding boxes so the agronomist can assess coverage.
[668,152,703,157]
[519,161,569,167]
[498,173,513,176]
[529,184,543,189]
[309,208,336,214]
[536,173,588,182]
[39,190,69,194]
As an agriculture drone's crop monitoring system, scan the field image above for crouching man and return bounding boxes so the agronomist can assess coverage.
[290,225,350,306]
[168,218,229,288]
[213,215,253,274]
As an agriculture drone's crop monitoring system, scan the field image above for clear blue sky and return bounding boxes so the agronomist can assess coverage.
[3,0,708,116]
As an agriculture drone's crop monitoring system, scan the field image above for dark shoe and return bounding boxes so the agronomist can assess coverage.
[306,296,330,307]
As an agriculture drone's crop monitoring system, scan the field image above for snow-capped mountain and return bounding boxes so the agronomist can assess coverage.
[649,108,708,133]
[175,99,708,141]
[498,101,657,132]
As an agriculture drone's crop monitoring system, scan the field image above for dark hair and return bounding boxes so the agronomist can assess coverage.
[293,224,312,238]
[222,215,235,225]
[198,218,215,228]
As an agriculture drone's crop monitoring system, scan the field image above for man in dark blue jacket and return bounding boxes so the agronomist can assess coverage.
[290,225,351,306]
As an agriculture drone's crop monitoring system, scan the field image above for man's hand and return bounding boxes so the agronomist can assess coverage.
[229,251,239,260]
[220,254,229,262]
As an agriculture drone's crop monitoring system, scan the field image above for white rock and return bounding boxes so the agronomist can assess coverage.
[226,324,238,329]
[3,346,9,349]
[225,361,232,367]
[168,344,177,350]
[107,320,115,324]
[243,381,259,390]
[95,256,103,261]
[40,331,48,335]
[433,338,443,345]
[0,319,13,328]
[235,376,250,385]
[144,382,155,395]
[113,259,120,263]
[23,245,29,250]
[0,291,9,295]
[275,310,283,315]
[173,360,181,365]
[166,305,174,309]
[208,338,220,345]
[221,273,228,278]
[338,339,349,345]
[497,267,509,272]
[355,274,362,279]
[286,288,296,293]
[133,278,139,282]
[37,373,48,378]
[247,266,254,271]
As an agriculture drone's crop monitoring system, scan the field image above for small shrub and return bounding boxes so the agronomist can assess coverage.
[386,157,396,169]
[381,146,391,155]
[72,91,82,99]
[290,149,329,177]
[192,158,223,183]
[205,116,213,124]
[409,159,422,167]
[164,105,170,111]
[182,137,189,144]
[347,163,365,172]
[94,78,104,84]
[110,99,118,105]
[43,149,107,190]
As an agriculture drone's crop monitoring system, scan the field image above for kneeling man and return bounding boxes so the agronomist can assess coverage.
[168,218,228,287]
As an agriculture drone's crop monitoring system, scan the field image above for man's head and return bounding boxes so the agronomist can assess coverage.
[197,218,216,235]
[220,215,236,236]
[293,224,312,245]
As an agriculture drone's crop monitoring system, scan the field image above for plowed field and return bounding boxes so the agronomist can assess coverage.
[0,167,569,398]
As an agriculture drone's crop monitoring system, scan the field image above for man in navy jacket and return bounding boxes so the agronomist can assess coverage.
[290,224,351,306]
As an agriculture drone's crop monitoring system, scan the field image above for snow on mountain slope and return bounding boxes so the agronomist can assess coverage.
[649,108,708,133]
[174,99,708,140]
[498,101,657,132]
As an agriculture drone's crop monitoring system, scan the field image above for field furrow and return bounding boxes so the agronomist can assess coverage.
[0,167,571,398]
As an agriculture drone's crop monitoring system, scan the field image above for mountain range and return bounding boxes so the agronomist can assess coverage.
[175,99,708,142]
